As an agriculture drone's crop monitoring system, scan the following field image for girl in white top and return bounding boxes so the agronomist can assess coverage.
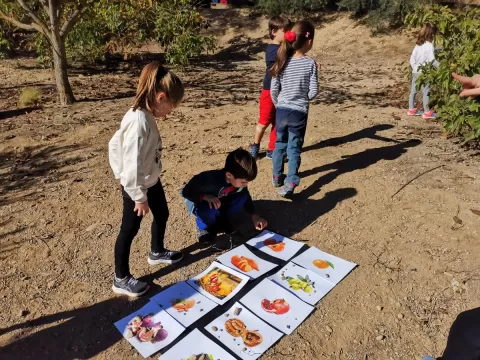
[108,62,184,297]
[408,23,439,119]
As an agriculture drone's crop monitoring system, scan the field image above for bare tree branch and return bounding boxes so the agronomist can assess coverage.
[39,0,50,15]
[48,0,59,29]
[59,0,86,38]
[16,0,50,35]
[0,9,38,32]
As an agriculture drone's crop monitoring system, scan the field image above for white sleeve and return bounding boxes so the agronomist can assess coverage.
[308,61,319,100]
[270,76,280,106]
[427,44,440,68]
[410,47,418,72]
[122,117,148,203]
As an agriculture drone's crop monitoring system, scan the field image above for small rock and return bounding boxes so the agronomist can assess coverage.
[86,223,98,232]
[376,306,383,311]
[326,325,333,333]
[211,326,218,332]
[425,296,432,302]
[47,280,56,289]
[376,335,385,341]
[18,309,29,317]
[190,140,197,144]
[397,313,404,319]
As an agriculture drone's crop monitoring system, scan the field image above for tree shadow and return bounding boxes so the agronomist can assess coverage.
[0,144,87,205]
[0,107,43,121]
[298,139,422,199]
[303,124,399,153]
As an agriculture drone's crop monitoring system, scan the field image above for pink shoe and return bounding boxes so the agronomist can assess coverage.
[422,110,437,120]
[407,108,422,116]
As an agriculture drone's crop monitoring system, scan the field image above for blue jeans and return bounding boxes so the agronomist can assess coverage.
[185,191,250,231]
[409,73,430,111]
[272,108,307,186]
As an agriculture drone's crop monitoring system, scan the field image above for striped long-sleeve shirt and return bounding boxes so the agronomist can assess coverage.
[270,56,319,114]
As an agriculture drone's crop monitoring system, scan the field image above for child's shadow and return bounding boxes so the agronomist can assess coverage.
[255,187,358,239]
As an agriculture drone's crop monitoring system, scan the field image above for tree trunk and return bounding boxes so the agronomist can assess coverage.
[51,33,75,105]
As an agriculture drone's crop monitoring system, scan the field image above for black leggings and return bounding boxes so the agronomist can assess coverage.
[114,181,169,278]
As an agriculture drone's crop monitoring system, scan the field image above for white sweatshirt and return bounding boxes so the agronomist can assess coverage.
[108,108,162,203]
[410,41,440,74]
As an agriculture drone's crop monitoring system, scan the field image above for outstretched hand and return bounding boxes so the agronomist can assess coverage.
[452,73,480,97]
[252,214,268,231]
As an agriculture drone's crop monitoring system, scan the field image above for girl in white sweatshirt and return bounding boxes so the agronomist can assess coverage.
[408,23,439,120]
[108,62,184,297]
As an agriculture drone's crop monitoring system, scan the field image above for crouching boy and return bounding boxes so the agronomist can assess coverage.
[182,148,267,244]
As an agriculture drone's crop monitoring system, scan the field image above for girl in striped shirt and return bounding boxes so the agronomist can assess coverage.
[270,20,319,197]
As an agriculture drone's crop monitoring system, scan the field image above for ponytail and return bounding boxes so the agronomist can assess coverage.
[270,40,293,78]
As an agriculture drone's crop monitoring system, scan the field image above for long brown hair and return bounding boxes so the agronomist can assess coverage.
[416,23,437,45]
[133,61,184,113]
[270,20,315,78]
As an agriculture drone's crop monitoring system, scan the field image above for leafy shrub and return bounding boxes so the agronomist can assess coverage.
[405,5,480,142]
[0,23,13,58]
[153,0,215,65]
[11,0,215,67]
[18,87,42,107]
[256,0,331,16]
[338,0,427,33]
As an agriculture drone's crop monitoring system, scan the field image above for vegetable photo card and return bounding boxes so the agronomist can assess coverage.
[114,301,185,358]
[292,246,357,286]
[246,230,304,261]
[150,281,218,327]
[217,245,278,279]
[268,262,335,306]
[159,328,237,360]
[205,302,283,360]
[187,261,250,305]
[239,279,314,335]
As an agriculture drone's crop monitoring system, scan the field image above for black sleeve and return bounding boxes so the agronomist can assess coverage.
[181,172,217,203]
[243,188,255,214]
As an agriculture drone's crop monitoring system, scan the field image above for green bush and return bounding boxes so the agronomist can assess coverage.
[256,0,331,16]
[405,5,480,142]
[338,0,427,33]
[0,23,13,58]
[4,0,215,67]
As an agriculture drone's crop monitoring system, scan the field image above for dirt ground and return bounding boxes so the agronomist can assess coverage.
[1,11,480,360]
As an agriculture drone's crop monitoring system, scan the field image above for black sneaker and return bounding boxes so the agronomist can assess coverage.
[148,250,183,265]
[112,275,149,297]
[197,228,216,244]
[266,150,273,159]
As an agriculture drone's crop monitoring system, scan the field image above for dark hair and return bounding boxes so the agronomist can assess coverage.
[270,20,315,77]
[224,148,257,181]
[133,61,184,112]
[417,23,438,45]
[268,16,291,40]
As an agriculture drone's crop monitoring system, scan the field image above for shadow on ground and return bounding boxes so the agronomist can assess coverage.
[0,144,87,205]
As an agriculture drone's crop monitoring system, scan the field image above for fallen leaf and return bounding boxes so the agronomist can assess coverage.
[470,209,480,216]
[453,216,463,225]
